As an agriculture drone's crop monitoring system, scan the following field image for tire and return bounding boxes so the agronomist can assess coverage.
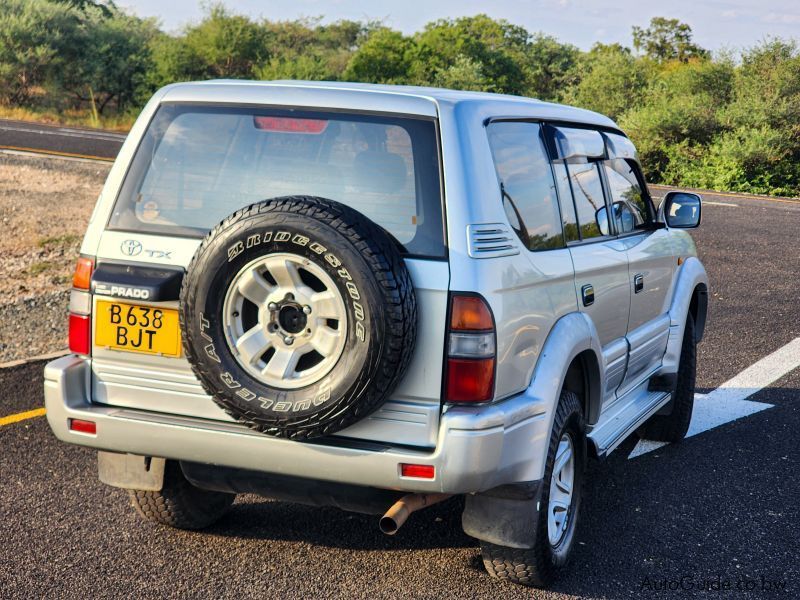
[129,461,235,530]
[481,390,585,588]
[180,195,417,440]
[640,315,696,443]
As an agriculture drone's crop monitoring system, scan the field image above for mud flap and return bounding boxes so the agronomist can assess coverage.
[98,451,165,491]
[462,481,542,549]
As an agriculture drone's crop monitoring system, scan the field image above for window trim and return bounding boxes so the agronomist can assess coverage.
[565,158,617,244]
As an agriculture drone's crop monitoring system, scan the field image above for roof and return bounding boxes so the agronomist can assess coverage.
[160,79,619,130]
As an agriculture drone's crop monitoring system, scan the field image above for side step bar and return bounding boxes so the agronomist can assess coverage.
[587,389,671,458]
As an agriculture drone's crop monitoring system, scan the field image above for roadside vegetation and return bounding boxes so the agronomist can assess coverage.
[2,1,800,196]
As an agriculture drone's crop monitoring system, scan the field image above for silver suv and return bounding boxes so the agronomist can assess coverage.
[45,81,708,588]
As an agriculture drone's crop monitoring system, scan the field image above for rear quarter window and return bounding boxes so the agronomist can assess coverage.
[109,105,445,258]
[486,121,565,251]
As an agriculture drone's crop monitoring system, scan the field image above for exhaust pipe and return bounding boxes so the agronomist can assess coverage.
[379,493,451,535]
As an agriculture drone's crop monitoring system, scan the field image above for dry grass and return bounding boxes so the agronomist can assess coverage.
[0,154,110,303]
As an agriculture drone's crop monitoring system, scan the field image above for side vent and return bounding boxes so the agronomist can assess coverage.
[466,223,519,259]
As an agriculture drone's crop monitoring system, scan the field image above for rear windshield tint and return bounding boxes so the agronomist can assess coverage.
[109,104,445,257]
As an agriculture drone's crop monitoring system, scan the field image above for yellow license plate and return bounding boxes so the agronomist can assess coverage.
[95,301,181,357]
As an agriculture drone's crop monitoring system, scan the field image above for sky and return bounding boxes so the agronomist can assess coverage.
[119,0,800,51]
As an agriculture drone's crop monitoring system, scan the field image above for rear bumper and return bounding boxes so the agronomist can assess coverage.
[45,355,550,494]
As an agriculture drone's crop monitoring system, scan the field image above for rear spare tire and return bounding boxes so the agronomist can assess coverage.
[180,196,417,440]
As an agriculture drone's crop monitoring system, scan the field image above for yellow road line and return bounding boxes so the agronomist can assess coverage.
[0,407,46,426]
[0,144,114,162]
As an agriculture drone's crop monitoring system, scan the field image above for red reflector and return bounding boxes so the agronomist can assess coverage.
[69,313,91,355]
[253,116,328,134]
[401,464,435,479]
[450,295,494,331]
[446,358,495,403]
[69,418,96,435]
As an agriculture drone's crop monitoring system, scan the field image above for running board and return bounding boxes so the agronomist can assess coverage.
[587,388,671,458]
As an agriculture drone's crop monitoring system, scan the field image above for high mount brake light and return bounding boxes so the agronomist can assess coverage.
[253,116,328,134]
[445,294,496,403]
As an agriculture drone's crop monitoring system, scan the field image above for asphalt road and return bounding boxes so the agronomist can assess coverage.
[1,187,799,598]
[0,118,124,161]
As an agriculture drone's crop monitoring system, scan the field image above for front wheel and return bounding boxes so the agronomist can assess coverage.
[481,390,585,587]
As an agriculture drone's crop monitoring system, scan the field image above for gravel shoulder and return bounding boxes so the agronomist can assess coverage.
[0,153,109,361]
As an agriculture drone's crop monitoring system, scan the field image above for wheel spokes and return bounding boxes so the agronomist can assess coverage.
[267,258,303,290]
[263,347,301,380]
[547,434,576,546]
[553,440,573,477]
[555,471,572,495]
[311,327,341,358]
[310,290,341,320]
[235,326,272,365]
[235,267,273,306]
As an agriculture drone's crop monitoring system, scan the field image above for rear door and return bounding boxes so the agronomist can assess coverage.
[89,104,449,448]
[547,126,631,409]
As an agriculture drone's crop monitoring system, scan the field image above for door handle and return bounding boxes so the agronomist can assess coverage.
[634,273,644,294]
[581,284,595,307]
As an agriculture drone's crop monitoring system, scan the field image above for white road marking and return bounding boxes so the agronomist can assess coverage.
[704,201,739,207]
[629,337,800,458]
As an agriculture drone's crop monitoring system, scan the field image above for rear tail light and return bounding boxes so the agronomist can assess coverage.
[444,294,496,403]
[69,256,94,356]
[69,314,91,354]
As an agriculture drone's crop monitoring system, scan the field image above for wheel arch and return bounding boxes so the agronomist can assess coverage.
[663,257,709,373]
[561,349,602,426]
[689,282,708,343]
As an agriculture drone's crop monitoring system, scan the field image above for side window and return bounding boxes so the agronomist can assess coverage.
[566,161,606,240]
[603,158,651,233]
[552,162,580,242]
[486,122,564,251]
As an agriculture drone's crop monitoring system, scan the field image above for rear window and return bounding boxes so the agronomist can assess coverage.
[109,104,445,257]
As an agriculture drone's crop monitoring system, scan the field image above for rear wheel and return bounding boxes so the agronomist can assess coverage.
[481,390,585,587]
[640,315,696,443]
[129,461,235,530]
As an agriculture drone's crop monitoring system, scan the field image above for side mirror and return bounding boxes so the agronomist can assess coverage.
[663,191,702,228]
[595,205,610,236]
[596,201,637,235]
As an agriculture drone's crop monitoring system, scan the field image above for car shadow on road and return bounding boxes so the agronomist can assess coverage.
[204,494,479,551]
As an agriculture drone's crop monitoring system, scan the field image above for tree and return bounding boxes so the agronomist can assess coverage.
[563,43,646,119]
[343,27,414,83]
[632,17,708,62]
[55,6,159,113]
[257,19,366,82]
[154,4,269,82]
[522,34,580,101]
[54,0,114,17]
[412,15,530,94]
[433,54,491,91]
[0,0,80,104]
